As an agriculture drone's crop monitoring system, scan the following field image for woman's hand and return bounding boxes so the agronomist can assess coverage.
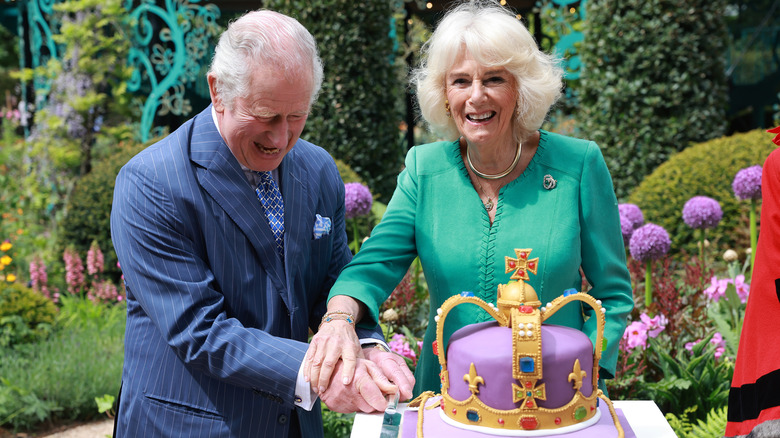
[304,318,362,394]
[304,296,366,393]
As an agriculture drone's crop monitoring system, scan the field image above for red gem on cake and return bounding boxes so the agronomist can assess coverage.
[525,381,532,388]
[518,270,525,277]
[498,418,505,426]
[591,405,596,412]
[525,400,534,408]
[520,417,538,430]
[432,340,438,355]
[440,400,445,411]
[520,252,527,259]
[529,261,535,269]
[452,408,457,415]
[555,417,562,425]
[508,260,517,269]
[519,305,533,313]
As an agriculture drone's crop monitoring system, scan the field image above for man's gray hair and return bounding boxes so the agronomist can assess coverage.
[208,10,324,109]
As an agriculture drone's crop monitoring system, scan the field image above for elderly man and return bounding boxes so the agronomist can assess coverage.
[110,10,413,438]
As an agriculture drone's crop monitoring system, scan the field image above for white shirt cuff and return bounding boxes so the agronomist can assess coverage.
[295,360,318,411]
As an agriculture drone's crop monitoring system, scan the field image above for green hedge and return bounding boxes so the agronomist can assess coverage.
[578,0,730,199]
[264,0,406,202]
[628,129,777,258]
[0,282,57,348]
[56,141,150,282]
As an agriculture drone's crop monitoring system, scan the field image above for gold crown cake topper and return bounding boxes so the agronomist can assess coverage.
[414,248,624,437]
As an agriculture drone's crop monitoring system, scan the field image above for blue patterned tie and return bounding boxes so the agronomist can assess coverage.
[256,171,285,257]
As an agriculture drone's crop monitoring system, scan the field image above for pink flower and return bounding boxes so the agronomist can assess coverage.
[622,321,649,351]
[685,333,727,360]
[388,334,417,364]
[63,248,85,295]
[704,275,750,303]
[639,313,667,338]
[704,276,729,302]
[87,242,104,276]
[733,275,750,303]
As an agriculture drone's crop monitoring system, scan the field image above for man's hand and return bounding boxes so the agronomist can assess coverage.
[362,347,415,402]
[319,358,397,413]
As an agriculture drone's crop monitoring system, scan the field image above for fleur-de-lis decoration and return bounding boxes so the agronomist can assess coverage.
[505,248,539,281]
[463,363,485,395]
[568,359,587,391]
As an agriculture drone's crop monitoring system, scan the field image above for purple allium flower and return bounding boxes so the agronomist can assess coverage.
[344,182,373,219]
[620,214,635,245]
[682,196,723,229]
[629,223,671,261]
[732,165,763,201]
[618,203,644,229]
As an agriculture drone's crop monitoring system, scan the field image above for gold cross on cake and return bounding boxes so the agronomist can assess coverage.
[505,248,539,281]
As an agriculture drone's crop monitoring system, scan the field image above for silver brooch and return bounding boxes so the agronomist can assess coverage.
[543,174,557,190]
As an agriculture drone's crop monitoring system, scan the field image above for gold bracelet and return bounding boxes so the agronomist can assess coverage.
[319,311,355,329]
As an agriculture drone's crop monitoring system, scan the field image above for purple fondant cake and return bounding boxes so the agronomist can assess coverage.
[399,248,627,437]
[447,322,594,410]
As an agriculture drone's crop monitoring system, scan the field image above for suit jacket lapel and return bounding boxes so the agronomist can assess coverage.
[189,107,288,297]
[278,146,311,318]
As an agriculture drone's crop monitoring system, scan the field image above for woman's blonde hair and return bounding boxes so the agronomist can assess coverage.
[412,0,563,142]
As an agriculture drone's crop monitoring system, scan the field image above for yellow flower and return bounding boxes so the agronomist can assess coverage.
[0,255,11,265]
[6,273,15,282]
[0,241,10,251]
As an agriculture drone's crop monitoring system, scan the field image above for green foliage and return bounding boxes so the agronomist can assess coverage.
[321,405,354,438]
[25,0,139,176]
[95,394,115,418]
[0,296,125,432]
[578,0,730,198]
[628,129,777,258]
[0,283,57,347]
[640,333,733,422]
[264,0,405,202]
[335,158,364,184]
[666,405,727,438]
[57,140,150,282]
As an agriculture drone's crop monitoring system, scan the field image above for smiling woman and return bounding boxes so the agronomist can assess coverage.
[304,0,633,405]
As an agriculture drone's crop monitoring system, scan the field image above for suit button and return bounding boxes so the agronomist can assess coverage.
[278,414,288,424]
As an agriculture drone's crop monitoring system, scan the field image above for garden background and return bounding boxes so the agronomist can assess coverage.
[0,0,778,436]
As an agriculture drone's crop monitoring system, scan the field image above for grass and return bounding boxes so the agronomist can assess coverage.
[0,296,125,434]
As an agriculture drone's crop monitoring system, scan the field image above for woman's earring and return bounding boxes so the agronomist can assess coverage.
[445,100,451,118]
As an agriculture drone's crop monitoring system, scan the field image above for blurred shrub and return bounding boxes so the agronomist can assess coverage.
[0,296,124,432]
[628,129,776,257]
[264,0,405,202]
[579,0,729,198]
[0,282,57,348]
[56,141,150,283]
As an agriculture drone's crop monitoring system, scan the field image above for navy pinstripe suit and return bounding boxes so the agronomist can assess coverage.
[110,106,376,437]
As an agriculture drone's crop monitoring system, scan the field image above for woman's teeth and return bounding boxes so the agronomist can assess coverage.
[467,112,495,121]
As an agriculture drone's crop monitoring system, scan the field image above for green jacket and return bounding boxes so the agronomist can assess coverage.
[330,130,634,396]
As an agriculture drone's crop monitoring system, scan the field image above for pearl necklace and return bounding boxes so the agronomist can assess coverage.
[466,142,522,180]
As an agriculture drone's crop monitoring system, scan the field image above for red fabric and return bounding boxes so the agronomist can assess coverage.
[768,126,780,146]
[727,147,780,436]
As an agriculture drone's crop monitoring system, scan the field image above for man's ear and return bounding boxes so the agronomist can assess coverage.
[207,73,224,113]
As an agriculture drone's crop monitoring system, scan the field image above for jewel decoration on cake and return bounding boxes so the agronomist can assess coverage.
[409,248,625,437]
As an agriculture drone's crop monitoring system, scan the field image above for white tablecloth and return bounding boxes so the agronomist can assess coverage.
[350,400,677,438]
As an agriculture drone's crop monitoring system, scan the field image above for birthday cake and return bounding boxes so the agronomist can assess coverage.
[400,249,630,437]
